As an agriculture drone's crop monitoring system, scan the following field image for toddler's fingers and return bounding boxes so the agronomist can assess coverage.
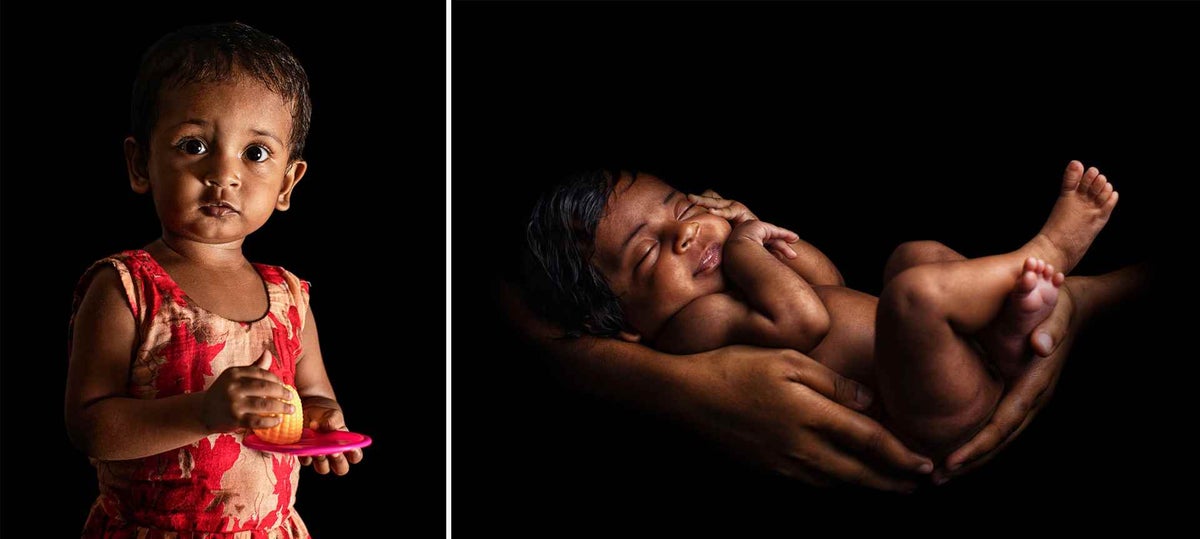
[312,455,331,475]
[244,395,295,416]
[255,350,273,371]
[243,413,282,430]
[328,452,351,475]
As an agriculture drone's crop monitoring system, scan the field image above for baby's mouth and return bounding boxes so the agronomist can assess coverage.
[694,243,722,276]
[200,201,239,217]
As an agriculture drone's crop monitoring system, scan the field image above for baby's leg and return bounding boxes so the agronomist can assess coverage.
[882,240,967,284]
[874,161,1118,457]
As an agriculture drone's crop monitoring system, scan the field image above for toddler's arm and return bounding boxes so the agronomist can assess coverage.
[657,220,830,354]
[292,307,364,475]
[65,268,294,460]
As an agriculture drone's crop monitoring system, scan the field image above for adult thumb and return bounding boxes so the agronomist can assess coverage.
[1031,299,1070,357]
[785,352,874,411]
[256,350,274,371]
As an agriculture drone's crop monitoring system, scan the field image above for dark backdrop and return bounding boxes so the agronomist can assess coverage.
[454,2,1193,535]
[2,5,444,537]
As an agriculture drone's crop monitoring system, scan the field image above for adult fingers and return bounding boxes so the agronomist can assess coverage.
[699,189,723,199]
[299,456,312,466]
[1031,292,1072,357]
[935,413,1035,484]
[942,370,1050,473]
[820,403,934,475]
[782,352,874,411]
[345,447,364,464]
[799,437,920,493]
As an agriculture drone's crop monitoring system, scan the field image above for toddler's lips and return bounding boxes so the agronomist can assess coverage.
[695,243,722,276]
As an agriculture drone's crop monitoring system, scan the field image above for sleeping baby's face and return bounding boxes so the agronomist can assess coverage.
[592,172,732,340]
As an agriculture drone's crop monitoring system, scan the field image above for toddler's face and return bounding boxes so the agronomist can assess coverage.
[130,74,305,245]
[592,173,732,338]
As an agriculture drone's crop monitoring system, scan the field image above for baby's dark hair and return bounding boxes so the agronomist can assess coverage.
[524,169,631,337]
[131,22,312,162]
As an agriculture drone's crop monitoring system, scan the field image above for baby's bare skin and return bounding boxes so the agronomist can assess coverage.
[876,160,1118,457]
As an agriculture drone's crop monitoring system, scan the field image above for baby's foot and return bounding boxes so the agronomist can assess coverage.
[979,257,1064,379]
[1035,160,1119,273]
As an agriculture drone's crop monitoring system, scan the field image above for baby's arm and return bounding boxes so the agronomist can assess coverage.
[292,307,363,475]
[65,268,293,460]
[773,238,845,287]
[686,191,844,286]
[657,220,831,354]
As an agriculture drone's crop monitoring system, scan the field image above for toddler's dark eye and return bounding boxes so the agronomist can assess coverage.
[180,139,206,155]
[244,145,269,163]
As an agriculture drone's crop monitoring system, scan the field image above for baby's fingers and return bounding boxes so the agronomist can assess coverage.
[687,193,735,209]
[768,239,799,259]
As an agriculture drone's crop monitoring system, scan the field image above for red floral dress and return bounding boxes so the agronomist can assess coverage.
[72,250,312,538]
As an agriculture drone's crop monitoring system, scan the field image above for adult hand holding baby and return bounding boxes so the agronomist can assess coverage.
[673,345,934,492]
[934,279,1077,484]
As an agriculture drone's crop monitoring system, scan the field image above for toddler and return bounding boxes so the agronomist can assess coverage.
[64,23,360,538]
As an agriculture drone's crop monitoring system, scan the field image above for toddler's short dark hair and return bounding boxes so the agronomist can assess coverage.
[524,169,630,337]
[131,22,312,161]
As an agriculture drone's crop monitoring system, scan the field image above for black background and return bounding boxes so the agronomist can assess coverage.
[1,1,1196,537]
[454,2,1193,535]
[2,4,444,537]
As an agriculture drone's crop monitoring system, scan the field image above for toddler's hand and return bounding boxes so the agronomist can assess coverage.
[731,219,800,258]
[201,351,295,433]
[299,402,364,475]
[690,190,797,258]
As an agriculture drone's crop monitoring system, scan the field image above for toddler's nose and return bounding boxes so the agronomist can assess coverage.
[202,154,242,188]
[674,221,701,254]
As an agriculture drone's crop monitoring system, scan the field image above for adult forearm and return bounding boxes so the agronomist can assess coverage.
[1068,262,1150,314]
[498,280,692,416]
[69,392,210,461]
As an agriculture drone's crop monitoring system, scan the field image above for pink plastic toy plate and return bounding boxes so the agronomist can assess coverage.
[243,428,372,456]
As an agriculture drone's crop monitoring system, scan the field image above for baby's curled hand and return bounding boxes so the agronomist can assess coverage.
[691,190,798,259]
[731,219,800,258]
[687,190,759,225]
[201,351,295,433]
[299,399,364,475]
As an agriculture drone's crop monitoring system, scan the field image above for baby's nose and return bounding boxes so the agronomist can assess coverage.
[674,222,701,253]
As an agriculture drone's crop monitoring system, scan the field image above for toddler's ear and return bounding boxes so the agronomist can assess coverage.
[617,330,642,343]
[124,137,151,194]
[275,160,308,211]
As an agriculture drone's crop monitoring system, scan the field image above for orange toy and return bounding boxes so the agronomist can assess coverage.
[252,386,303,444]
